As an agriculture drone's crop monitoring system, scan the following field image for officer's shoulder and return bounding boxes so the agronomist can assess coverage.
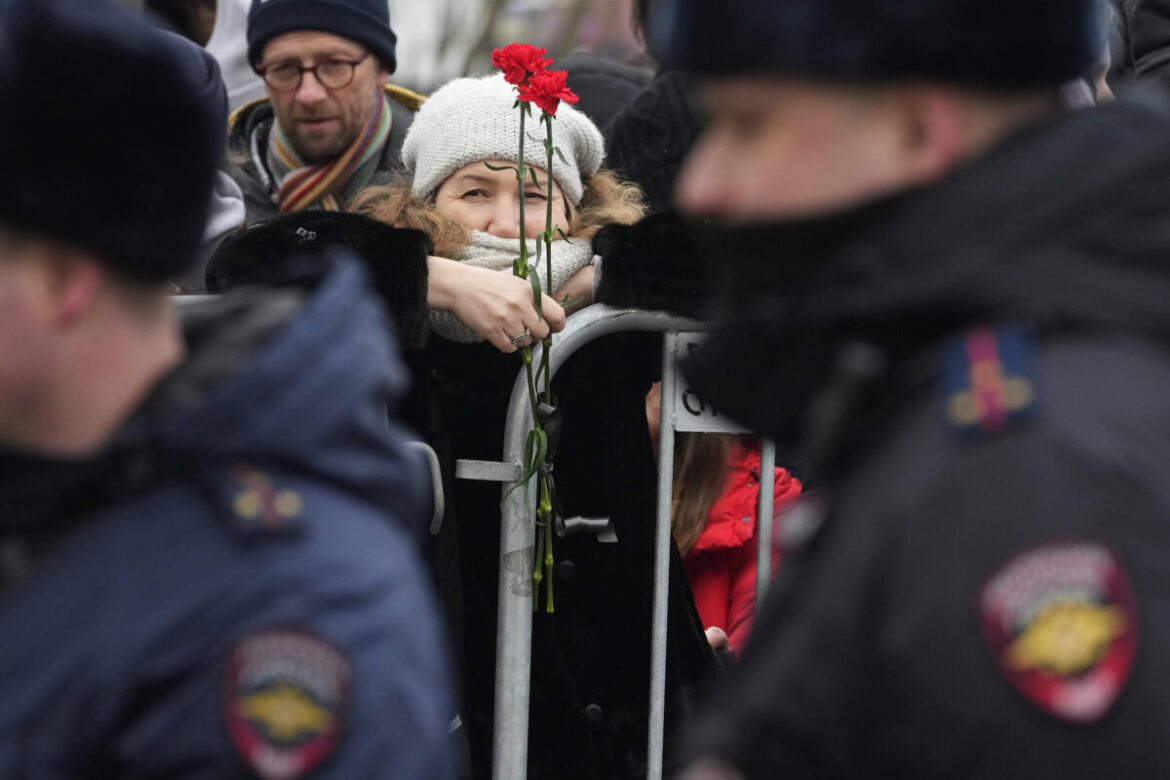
[384,82,425,113]
[935,326,1170,451]
[847,327,1170,514]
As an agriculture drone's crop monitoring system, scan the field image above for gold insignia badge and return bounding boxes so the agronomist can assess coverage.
[239,682,334,742]
[1003,600,1128,677]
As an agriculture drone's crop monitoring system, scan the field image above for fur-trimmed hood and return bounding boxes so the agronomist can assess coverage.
[206,211,431,349]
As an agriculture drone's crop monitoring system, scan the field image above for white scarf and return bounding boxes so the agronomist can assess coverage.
[429,231,595,344]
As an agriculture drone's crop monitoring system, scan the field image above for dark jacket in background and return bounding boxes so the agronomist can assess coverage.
[0,260,456,778]
[427,325,720,779]
[559,53,653,129]
[677,92,1170,778]
[1113,0,1170,85]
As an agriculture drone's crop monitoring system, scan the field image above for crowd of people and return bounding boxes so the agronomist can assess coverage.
[3,0,1170,777]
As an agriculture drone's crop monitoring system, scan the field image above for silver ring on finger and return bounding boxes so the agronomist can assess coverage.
[511,327,532,346]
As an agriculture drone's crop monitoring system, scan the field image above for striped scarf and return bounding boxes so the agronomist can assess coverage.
[268,94,392,212]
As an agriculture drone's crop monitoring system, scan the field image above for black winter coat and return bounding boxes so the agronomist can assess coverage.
[427,216,721,779]
[677,92,1170,778]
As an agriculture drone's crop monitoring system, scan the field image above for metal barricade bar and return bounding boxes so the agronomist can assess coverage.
[486,306,701,780]
[454,305,780,780]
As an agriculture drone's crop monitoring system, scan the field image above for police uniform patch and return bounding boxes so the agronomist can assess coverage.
[979,541,1137,723]
[943,325,1038,436]
[224,628,352,779]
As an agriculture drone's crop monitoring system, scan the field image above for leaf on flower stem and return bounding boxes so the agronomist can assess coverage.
[553,146,569,166]
[528,166,541,191]
[533,428,548,473]
[482,160,517,173]
[528,266,543,319]
[555,227,571,243]
[559,294,582,308]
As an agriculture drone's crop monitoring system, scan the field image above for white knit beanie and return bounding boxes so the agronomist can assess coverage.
[402,74,605,207]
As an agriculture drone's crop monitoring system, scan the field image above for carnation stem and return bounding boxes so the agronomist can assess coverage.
[542,114,555,404]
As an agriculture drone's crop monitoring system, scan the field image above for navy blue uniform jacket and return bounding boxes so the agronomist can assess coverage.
[0,258,457,779]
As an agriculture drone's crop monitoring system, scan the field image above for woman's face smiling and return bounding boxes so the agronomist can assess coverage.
[434,161,571,240]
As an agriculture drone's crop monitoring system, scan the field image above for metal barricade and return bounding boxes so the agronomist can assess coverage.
[456,304,777,780]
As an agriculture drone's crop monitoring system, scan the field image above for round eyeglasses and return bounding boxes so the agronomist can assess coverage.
[257,53,370,92]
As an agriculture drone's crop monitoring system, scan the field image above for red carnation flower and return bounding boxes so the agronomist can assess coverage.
[518,69,579,116]
[492,43,553,85]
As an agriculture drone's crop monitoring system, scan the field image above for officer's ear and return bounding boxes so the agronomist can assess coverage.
[888,86,967,186]
[40,243,105,328]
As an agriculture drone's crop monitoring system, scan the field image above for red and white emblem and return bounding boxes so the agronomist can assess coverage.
[223,628,352,780]
[979,541,1138,723]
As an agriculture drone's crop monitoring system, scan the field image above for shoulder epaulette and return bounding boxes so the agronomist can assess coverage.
[227,95,269,135]
[384,83,426,112]
[216,462,304,537]
[942,324,1039,437]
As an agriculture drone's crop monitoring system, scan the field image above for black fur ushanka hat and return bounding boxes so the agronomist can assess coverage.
[648,0,1107,88]
[0,0,224,281]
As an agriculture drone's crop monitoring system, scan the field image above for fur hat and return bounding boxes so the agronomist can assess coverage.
[402,74,605,207]
[648,0,1107,89]
[247,0,397,73]
[0,0,223,281]
[206,212,430,348]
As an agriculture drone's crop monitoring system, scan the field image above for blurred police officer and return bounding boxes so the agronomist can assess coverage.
[0,1,456,777]
[647,0,1170,777]
[228,0,422,223]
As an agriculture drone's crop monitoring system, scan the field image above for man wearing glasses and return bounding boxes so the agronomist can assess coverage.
[228,0,422,223]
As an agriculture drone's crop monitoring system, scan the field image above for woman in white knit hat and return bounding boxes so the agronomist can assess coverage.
[358,73,644,351]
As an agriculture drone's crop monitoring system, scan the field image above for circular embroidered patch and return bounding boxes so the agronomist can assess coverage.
[224,628,352,780]
[979,541,1138,723]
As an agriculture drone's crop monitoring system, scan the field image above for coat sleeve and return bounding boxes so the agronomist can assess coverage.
[725,467,803,654]
[677,484,886,779]
[723,536,759,653]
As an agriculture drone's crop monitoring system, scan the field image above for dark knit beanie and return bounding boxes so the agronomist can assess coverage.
[0,0,223,281]
[247,0,397,72]
[648,0,1107,89]
[604,71,704,214]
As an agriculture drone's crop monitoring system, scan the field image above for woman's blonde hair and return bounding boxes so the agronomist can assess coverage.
[353,169,646,256]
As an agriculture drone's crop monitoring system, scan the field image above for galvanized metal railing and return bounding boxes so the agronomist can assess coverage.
[455,304,777,780]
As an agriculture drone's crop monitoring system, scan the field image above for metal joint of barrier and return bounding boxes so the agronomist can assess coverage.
[455,304,777,780]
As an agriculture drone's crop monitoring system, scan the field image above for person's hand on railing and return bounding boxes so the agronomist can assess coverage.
[552,262,595,315]
[427,255,566,353]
